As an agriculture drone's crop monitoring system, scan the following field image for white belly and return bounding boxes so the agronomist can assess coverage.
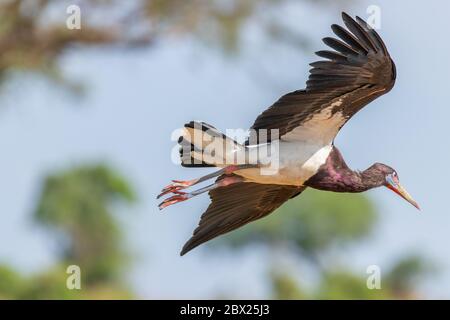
[235,141,332,186]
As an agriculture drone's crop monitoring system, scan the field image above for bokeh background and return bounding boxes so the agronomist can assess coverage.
[0,0,447,299]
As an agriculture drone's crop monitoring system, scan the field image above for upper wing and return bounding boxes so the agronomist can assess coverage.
[250,12,396,144]
[180,179,305,255]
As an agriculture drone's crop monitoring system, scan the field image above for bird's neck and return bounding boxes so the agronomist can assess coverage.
[355,166,386,191]
[305,147,383,193]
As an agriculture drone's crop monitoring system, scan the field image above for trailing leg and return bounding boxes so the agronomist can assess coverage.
[158,175,244,210]
[157,164,256,199]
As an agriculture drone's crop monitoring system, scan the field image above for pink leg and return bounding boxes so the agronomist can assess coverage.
[157,179,199,199]
[157,164,254,199]
[158,175,243,210]
[158,191,193,210]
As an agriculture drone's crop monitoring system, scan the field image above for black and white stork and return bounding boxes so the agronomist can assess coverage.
[158,12,419,256]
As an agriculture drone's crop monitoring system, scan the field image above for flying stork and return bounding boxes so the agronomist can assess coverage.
[158,12,419,256]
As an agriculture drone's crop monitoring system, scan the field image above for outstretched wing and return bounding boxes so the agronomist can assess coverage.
[251,12,396,144]
[181,180,305,255]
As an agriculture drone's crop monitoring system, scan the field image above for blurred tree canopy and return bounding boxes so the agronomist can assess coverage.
[208,189,431,299]
[0,0,345,87]
[0,164,136,299]
[34,165,136,284]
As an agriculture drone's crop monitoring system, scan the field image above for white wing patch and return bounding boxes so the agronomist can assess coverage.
[281,99,346,145]
[236,99,346,186]
[235,141,333,186]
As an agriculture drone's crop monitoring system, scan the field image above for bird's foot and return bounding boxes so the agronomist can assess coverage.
[157,179,199,199]
[157,165,253,199]
[158,175,244,210]
[158,191,192,210]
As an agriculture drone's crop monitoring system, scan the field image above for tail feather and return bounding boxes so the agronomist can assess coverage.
[178,136,214,168]
[178,121,245,168]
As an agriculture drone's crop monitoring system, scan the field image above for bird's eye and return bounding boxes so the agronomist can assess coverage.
[391,171,399,181]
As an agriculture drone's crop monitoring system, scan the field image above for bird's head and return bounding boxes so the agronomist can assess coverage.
[365,163,420,210]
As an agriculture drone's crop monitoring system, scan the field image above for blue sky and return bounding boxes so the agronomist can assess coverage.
[0,0,449,298]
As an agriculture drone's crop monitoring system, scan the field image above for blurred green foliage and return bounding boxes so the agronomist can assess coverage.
[316,270,386,299]
[270,255,433,300]
[35,165,135,284]
[0,266,26,299]
[0,164,136,299]
[385,255,433,298]
[0,0,345,88]
[270,272,308,300]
